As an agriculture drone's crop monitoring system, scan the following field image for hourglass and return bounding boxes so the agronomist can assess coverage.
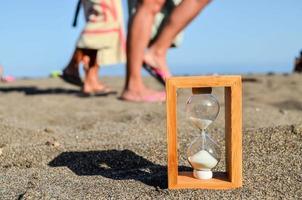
[186,92,221,180]
[166,76,242,189]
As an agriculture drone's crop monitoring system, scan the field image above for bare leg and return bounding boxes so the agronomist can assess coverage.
[0,66,3,79]
[144,0,211,76]
[0,65,4,82]
[121,0,166,102]
[82,49,113,94]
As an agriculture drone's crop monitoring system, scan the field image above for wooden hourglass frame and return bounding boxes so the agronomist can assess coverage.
[166,76,242,189]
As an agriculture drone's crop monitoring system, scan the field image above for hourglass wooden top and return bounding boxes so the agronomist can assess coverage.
[166,75,241,88]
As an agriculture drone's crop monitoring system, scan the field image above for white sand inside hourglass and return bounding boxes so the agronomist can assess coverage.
[188,150,218,170]
[189,117,213,130]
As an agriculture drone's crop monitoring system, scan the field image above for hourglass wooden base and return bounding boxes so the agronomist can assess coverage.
[166,76,242,190]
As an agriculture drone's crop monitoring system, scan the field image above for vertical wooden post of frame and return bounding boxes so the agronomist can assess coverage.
[166,80,178,187]
[166,76,243,190]
[225,79,242,187]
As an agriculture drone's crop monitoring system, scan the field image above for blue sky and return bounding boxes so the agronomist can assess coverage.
[0,0,301,77]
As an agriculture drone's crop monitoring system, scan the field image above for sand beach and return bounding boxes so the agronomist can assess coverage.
[0,74,301,199]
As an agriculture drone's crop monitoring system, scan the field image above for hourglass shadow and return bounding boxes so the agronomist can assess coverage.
[48,149,191,189]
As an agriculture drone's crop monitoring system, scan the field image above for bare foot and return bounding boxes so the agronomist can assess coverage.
[82,79,114,94]
[143,49,172,78]
[121,87,166,103]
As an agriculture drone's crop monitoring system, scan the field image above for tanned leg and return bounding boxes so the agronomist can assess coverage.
[82,49,112,94]
[144,0,211,77]
[121,0,166,102]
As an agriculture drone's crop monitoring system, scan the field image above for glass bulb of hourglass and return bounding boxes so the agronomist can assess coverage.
[186,94,220,131]
[186,93,221,180]
[187,131,221,179]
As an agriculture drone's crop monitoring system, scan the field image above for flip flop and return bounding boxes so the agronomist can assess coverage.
[79,88,117,98]
[60,72,83,87]
[142,63,169,86]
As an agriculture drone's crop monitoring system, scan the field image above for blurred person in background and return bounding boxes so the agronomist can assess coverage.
[127,0,183,86]
[121,0,212,102]
[0,64,15,83]
[0,65,3,82]
[61,0,126,96]
[294,50,302,73]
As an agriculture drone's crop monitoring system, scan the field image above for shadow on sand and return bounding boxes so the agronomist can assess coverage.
[273,100,302,111]
[0,86,79,96]
[48,149,191,189]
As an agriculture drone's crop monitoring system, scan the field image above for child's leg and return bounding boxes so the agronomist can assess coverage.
[82,49,113,94]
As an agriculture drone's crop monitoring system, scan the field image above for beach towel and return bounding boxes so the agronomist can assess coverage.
[128,0,183,47]
[75,0,126,65]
